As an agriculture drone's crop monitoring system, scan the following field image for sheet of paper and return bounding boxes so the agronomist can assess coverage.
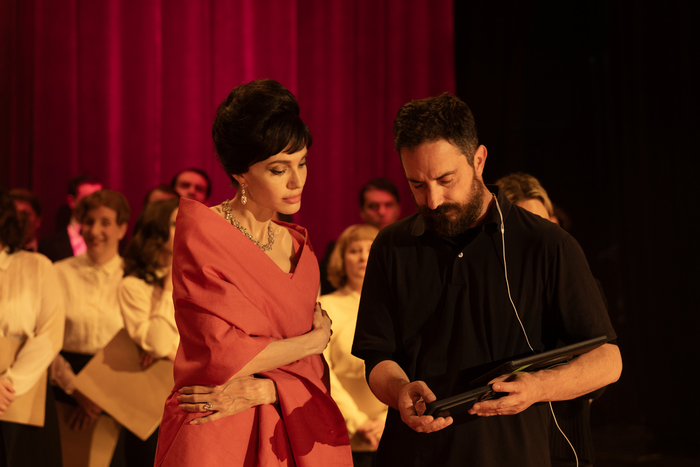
[73,329,174,440]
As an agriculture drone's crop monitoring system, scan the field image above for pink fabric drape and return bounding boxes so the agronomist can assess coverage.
[1,0,453,250]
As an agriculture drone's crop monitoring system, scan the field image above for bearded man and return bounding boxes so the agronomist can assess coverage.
[351,93,622,467]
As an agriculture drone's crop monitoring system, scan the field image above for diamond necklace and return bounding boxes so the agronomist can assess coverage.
[222,199,274,251]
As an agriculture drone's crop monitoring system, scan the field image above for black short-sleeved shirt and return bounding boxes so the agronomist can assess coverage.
[352,186,616,467]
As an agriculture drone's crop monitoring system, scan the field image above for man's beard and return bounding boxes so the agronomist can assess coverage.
[418,177,486,237]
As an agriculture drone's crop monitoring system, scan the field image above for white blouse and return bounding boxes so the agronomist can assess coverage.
[50,253,124,394]
[0,249,64,396]
[55,253,124,354]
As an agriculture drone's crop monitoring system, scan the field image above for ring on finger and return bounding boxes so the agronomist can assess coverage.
[203,403,213,411]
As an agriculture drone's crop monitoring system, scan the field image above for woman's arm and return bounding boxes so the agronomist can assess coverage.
[230,302,331,378]
[176,302,331,424]
[119,277,178,360]
[49,354,105,430]
[3,260,65,396]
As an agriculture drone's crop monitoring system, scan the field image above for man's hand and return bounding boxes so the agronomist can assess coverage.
[398,381,453,433]
[177,375,278,425]
[469,372,545,417]
[0,380,16,415]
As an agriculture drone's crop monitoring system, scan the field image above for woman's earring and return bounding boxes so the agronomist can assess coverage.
[241,184,247,205]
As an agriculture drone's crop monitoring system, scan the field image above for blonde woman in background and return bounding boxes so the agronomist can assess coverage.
[321,224,387,467]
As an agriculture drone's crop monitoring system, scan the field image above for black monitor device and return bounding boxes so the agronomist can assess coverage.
[424,335,608,418]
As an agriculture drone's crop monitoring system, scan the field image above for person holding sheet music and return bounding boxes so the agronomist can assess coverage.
[117,198,180,467]
[0,188,64,467]
[50,189,130,467]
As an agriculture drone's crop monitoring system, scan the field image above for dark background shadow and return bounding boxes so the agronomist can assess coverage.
[455,0,699,462]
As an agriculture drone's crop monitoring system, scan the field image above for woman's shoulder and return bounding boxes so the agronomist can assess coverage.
[2,249,53,272]
[175,199,232,241]
[53,253,83,272]
[120,275,151,291]
[118,275,159,306]
[178,198,222,221]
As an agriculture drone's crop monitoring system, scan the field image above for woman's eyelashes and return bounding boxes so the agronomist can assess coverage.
[270,161,307,176]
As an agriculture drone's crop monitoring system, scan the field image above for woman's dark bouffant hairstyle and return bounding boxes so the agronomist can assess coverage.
[0,188,25,254]
[393,92,479,166]
[212,79,312,185]
[123,198,179,287]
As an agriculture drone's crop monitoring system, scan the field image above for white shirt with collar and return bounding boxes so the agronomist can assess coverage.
[50,253,124,394]
[54,253,125,355]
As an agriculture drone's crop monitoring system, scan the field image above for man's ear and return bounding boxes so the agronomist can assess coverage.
[473,145,488,179]
[67,194,77,210]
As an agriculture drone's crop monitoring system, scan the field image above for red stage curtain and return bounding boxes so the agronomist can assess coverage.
[1,0,453,250]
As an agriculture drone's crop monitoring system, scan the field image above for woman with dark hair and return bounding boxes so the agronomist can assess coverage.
[0,189,64,466]
[321,224,386,467]
[118,198,180,467]
[155,79,351,466]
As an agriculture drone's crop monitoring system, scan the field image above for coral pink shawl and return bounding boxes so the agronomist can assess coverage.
[155,199,351,466]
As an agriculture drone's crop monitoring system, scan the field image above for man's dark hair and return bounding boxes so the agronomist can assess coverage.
[9,188,42,217]
[393,92,479,165]
[170,169,212,198]
[144,184,178,206]
[212,78,312,186]
[67,174,101,197]
[358,177,400,209]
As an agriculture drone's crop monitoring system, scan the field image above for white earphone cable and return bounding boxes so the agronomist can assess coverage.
[492,193,578,467]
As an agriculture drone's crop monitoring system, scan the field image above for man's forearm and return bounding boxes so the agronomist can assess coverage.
[528,343,622,401]
[368,360,411,410]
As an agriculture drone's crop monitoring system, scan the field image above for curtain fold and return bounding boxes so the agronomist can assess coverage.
[1,0,453,250]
